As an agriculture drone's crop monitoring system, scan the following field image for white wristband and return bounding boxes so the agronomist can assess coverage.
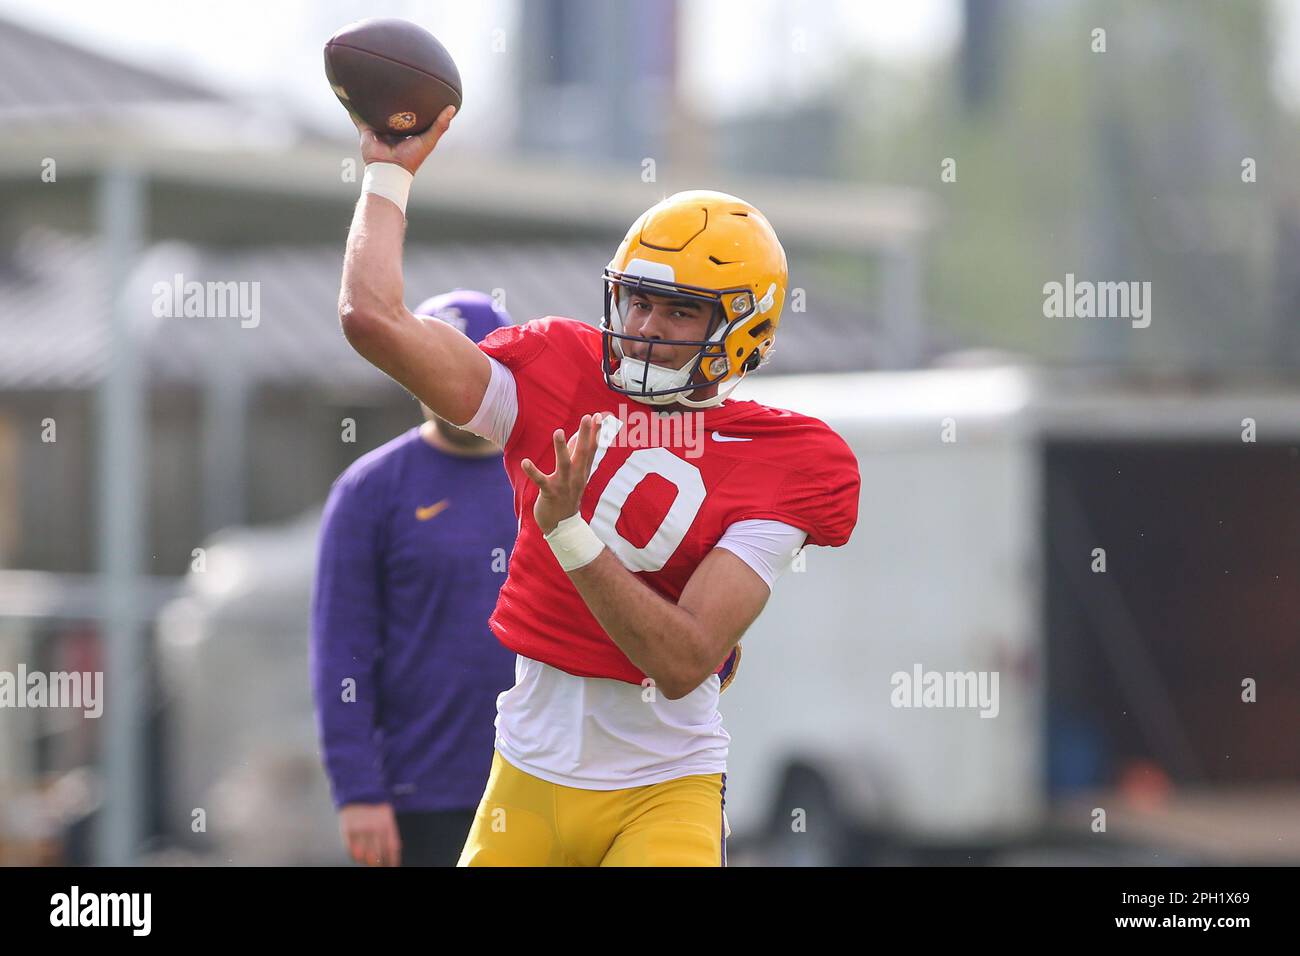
[544,514,605,572]
[362,162,414,216]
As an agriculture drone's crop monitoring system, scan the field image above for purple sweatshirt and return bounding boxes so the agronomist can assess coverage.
[310,427,518,812]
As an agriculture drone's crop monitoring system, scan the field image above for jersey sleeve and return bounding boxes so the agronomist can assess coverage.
[478,319,551,371]
[474,320,552,456]
[714,519,809,589]
[475,317,600,461]
[459,355,519,447]
[733,425,861,548]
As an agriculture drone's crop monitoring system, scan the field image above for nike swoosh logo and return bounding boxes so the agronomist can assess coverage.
[711,431,752,442]
[415,499,451,521]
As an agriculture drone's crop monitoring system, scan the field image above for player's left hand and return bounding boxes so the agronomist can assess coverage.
[521,414,604,534]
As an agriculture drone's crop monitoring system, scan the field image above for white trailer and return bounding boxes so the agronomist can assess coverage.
[724,365,1300,864]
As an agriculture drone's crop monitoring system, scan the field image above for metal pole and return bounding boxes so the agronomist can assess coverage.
[201,328,248,536]
[94,164,148,865]
[880,236,925,369]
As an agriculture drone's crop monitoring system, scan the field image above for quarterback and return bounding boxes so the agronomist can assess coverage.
[337,106,861,866]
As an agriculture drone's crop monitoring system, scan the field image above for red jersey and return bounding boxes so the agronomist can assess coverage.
[480,316,860,685]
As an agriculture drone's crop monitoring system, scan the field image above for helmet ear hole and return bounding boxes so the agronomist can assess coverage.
[707,302,727,337]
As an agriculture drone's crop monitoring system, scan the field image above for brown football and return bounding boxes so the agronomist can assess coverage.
[324,18,462,138]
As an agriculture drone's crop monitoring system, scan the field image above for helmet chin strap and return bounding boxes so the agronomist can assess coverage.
[671,369,748,409]
[613,354,694,404]
[615,360,748,409]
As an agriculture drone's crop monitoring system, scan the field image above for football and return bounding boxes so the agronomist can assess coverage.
[324,17,462,138]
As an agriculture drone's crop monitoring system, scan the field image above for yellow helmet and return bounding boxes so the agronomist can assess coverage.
[601,190,788,408]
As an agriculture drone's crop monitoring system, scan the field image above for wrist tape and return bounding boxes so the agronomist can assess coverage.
[544,514,604,572]
[361,162,413,216]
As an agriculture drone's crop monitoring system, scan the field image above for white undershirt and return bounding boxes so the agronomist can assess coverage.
[463,352,808,787]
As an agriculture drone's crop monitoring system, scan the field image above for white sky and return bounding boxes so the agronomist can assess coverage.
[1,0,1297,137]
[680,0,960,113]
[0,0,522,145]
[0,0,959,144]
[1275,0,1300,112]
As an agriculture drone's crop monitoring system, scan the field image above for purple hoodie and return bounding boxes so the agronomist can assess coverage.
[310,426,518,811]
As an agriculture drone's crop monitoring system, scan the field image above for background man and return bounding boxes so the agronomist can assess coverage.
[311,290,518,866]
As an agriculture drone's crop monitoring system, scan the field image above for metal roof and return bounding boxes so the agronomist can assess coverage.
[0,14,938,254]
[0,15,930,388]
[0,227,886,391]
[0,14,221,118]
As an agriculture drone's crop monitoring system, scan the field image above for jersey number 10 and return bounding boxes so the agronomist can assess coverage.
[586,415,706,573]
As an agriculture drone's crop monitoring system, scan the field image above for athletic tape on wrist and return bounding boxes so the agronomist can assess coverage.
[544,514,604,572]
[362,162,414,216]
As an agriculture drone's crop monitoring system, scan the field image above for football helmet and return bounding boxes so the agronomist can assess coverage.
[602,190,788,408]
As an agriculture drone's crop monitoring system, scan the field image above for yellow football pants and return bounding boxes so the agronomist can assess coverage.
[457,750,728,867]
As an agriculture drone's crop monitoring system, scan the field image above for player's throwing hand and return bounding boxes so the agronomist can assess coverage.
[521,414,604,534]
[353,103,455,175]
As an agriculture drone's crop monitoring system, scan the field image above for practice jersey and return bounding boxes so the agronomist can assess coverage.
[475,316,861,686]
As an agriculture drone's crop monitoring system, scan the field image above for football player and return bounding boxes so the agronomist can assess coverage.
[338,106,860,866]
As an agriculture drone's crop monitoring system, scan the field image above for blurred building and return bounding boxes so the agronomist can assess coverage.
[0,13,933,574]
[515,0,678,164]
[0,12,932,862]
